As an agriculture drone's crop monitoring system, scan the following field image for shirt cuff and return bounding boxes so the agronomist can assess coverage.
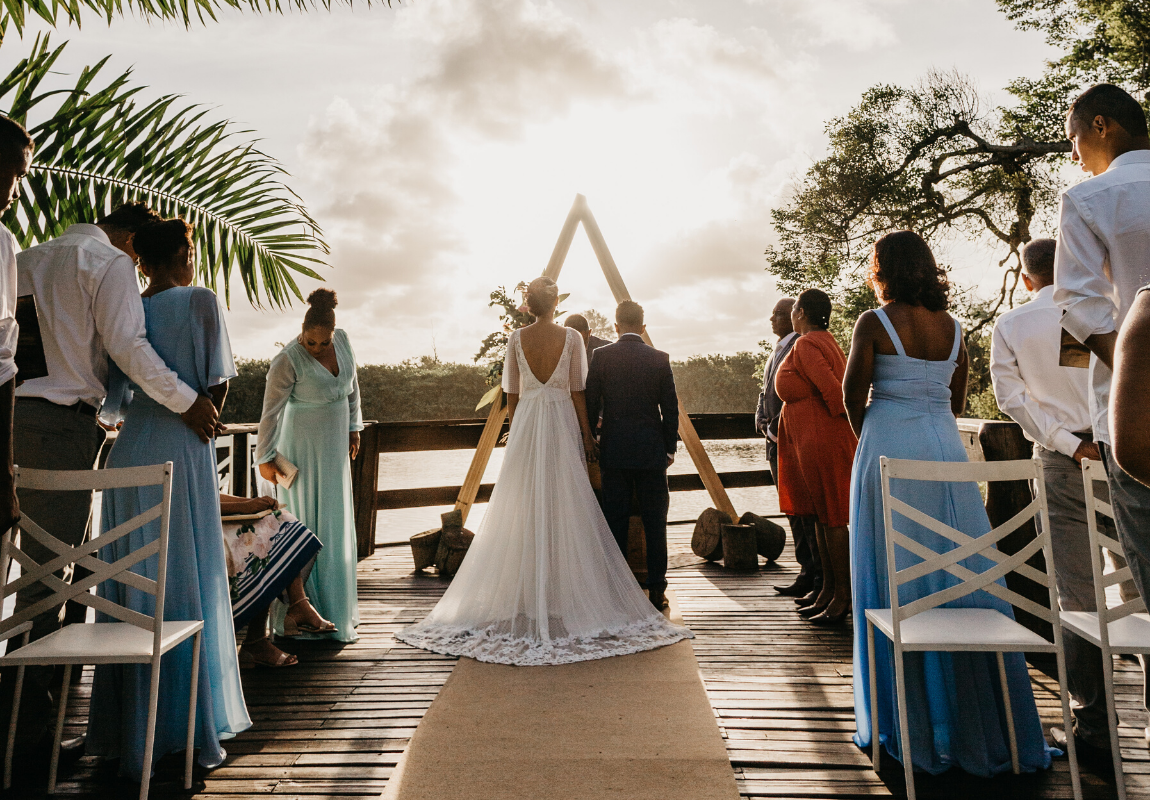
[1061,299,1117,344]
[160,382,200,415]
[1052,429,1084,460]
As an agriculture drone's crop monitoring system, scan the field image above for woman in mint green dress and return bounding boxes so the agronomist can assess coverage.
[257,289,363,642]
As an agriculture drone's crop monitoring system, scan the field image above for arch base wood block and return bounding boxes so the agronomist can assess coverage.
[691,507,731,561]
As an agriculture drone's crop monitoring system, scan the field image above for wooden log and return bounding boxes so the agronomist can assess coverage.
[409,529,441,572]
[692,507,731,560]
[435,528,475,578]
[721,523,759,571]
[454,390,507,526]
[440,509,463,533]
[741,512,787,562]
[351,422,381,560]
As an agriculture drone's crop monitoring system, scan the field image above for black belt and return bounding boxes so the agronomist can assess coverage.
[1074,431,1094,443]
[19,396,99,418]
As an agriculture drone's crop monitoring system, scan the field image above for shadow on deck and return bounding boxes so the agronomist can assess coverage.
[14,524,1146,798]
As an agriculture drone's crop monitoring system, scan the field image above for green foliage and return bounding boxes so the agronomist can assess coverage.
[0,35,327,307]
[579,308,615,341]
[671,352,761,413]
[474,282,568,401]
[220,357,270,425]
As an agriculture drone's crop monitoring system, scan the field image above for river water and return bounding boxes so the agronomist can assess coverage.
[375,438,783,544]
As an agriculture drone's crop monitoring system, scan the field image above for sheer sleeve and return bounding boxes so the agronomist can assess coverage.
[568,328,587,391]
[255,349,297,464]
[501,330,521,394]
[340,330,365,432]
[190,288,238,391]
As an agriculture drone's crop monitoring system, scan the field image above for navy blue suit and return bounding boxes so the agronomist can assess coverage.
[584,334,679,594]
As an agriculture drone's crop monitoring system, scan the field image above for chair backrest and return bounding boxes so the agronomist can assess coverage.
[878,456,1059,638]
[0,463,174,647]
[1080,459,1145,628]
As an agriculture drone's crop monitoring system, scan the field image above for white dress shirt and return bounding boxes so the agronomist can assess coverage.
[0,228,18,387]
[1053,149,1150,444]
[15,224,198,413]
[991,285,1092,459]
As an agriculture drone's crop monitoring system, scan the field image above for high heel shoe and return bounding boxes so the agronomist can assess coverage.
[808,606,851,626]
[282,598,337,637]
[794,589,819,607]
[798,601,830,618]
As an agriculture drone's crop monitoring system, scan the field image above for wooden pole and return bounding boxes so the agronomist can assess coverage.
[577,199,738,521]
[351,423,382,559]
[543,195,584,280]
[455,388,507,526]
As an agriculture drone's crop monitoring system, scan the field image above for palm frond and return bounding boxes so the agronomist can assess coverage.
[1,0,382,36]
[0,34,328,307]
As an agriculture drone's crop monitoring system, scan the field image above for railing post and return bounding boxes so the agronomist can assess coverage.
[352,422,381,559]
[231,431,250,498]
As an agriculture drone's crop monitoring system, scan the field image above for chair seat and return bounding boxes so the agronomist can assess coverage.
[865,607,1055,652]
[0,621,203,666]
[1061,611,1150,653]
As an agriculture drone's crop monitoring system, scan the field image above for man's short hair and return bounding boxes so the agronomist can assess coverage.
[616,300,644,328]
[1021,238,1056,279]
[1070,84,1149,138]
[97,202,163,233]
[564,313,589,333]
[0,116,32,167]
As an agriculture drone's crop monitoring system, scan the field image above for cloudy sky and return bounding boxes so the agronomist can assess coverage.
[11,0,1059,364]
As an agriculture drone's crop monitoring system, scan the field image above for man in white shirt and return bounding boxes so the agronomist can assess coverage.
[755,298,819,598]
[9,203,218,754]
[1053,84,1150,611]
[993,238,1123,751]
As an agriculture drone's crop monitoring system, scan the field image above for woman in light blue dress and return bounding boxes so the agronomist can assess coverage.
[257,289,363,643]
[88,219,251,781]
[843,231,1052,777]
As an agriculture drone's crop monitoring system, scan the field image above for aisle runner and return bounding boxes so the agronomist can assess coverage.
[382,593,739,800]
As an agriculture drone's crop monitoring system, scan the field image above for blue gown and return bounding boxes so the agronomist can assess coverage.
[256,328,363,643]
[850,307,1052,776]
[88,287,251,780]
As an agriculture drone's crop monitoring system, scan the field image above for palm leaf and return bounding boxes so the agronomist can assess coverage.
[0,34,328,307]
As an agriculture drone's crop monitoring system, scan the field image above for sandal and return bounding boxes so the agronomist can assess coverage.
[282,598,337,637]
[239,636,298,669]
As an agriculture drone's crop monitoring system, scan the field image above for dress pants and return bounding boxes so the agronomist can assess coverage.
[600,467,669,595]
[2,399,106,746]
[1035,444,1139,746]
[770,447,821,591]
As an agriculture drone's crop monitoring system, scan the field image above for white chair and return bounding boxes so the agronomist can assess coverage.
[1060,458,1150,800]
[867,456,1081,800]
[0,463,203,800]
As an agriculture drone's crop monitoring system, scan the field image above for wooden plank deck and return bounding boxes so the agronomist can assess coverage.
[28,523,1146,798]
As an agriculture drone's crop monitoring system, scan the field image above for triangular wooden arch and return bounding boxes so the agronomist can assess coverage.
[454,194,738,524]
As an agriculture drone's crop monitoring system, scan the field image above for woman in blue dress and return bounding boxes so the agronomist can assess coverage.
[257,289,363,643]
[843,230,1052,776]
[88,219,251,781]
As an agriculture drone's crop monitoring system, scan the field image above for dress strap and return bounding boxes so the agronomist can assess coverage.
[873,307,907,357]
[949,317,962,362]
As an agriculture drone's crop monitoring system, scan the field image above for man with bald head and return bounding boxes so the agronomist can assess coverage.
[757,297,819,597]
[565,313,611,365]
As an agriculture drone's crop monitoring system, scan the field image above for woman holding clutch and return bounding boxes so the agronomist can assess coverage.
[257,289,363,642]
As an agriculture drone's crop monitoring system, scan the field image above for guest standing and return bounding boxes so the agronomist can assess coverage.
[7,203,217,756]
[992,237,1132,756]
[564,313,611,364]
[756,297,820,598]
[1053,84,1150,613]
[845,230,1051,775]
[774,290,856,624]
[257,289,363,643]
[87,219,250,781]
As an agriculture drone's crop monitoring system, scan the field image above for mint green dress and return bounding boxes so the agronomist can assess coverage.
[256,329,363,642]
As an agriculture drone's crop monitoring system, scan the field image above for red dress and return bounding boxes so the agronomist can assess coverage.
[775,330,858,527]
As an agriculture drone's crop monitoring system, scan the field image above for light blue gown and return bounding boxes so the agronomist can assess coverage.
[256,328,363,643]
[88,287,251,780]
[850,307,1053,776]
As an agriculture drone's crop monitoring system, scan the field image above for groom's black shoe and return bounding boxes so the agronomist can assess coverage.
[649,591,668,611]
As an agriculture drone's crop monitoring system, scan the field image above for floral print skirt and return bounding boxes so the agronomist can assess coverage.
[222,508,323,628]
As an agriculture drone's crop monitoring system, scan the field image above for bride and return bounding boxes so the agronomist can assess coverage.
[396,277,693,666]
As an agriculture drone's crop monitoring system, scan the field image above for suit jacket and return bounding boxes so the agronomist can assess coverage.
[587,333,611,364]
[755,331,798,442]
[585,334,679,471]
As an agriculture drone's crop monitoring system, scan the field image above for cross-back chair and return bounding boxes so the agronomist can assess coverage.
[0,462,203,800]
[1059,458,1150,800]
[868,456,1081,800]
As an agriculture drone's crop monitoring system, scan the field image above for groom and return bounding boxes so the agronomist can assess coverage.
[585,300,679,610]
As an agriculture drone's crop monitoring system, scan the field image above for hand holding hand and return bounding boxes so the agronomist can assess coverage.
[181,395,219,443]
[1073,440,1102,464]
[349,431,361,461]
[259,461,288,484]
[583,431,599,463]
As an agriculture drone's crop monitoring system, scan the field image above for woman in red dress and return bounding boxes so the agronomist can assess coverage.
[775,289,858,625]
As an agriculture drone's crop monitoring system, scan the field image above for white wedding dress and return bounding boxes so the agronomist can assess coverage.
[396,327,693,665]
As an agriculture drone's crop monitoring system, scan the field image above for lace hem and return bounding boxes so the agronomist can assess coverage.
[395,615,695,666]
